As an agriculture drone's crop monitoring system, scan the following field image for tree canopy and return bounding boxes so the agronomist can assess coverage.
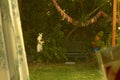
[20,0,114,62]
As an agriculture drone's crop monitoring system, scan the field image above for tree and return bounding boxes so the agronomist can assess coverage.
[53,0,112,39]
[20,0,113,62]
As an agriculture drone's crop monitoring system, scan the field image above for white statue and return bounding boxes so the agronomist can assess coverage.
[37,33,44,52]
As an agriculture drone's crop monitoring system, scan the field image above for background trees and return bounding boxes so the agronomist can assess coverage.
[20,0,113,62]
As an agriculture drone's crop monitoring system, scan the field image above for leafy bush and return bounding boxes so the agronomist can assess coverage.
[38,24,67,62]
[21,0,112,63]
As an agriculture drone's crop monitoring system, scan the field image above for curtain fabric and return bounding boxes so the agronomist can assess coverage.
[0,0,29,80]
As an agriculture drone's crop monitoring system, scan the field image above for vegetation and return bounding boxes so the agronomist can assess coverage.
[29,63,104,80]
[20,0,114,62]
[39,24,67,62]
[18,1,119,80]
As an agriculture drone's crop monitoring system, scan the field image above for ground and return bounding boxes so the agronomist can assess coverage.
[29,62,105,80]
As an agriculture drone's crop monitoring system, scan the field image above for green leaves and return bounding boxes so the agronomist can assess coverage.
[39,24,67,62]
[21,0,113,63]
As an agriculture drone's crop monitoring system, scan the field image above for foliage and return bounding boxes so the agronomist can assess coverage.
[21,0,67,62]
[106,29,120,47]
[116,31,120,46]
[20,0,113,63]
[40,24,67,62]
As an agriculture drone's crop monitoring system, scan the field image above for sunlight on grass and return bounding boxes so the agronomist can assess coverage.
[29,63,104,80]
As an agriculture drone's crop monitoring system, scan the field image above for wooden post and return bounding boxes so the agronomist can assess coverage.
[112,0,117,47]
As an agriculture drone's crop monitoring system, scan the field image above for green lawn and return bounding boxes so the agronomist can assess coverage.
[29,63,105,80]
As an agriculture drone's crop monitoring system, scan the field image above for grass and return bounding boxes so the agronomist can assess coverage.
[29,63,105,80]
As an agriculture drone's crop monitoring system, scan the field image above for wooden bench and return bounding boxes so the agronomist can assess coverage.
[66,51,89,61]
[63,40,89,61]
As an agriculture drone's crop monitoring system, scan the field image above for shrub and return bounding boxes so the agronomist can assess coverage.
[39,24,67,62]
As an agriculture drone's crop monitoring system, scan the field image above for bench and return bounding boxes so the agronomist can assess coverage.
[66,52,89,61]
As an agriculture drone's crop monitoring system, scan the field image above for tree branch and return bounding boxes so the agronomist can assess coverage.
[53,0,79,26]
[53,0,110,27]
[53,0,111,39]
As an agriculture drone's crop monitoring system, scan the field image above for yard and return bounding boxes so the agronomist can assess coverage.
[29,62,105,80]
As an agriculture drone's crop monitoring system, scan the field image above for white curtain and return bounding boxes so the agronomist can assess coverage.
[0,0,30,80]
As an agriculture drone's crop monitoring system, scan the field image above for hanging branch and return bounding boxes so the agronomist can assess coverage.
[65,26,77,39]
[53,0,110,27]
[53,0,79,26]
[88,0,108,17]
[84,10,109,26]
[53,0,111,39]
